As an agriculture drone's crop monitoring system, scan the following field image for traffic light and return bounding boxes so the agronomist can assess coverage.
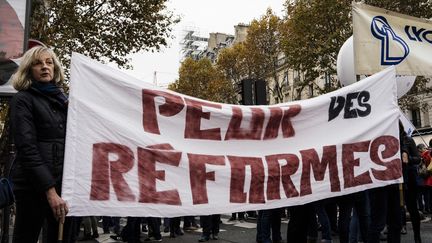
[240,79,253,105]
[255,79,267,105]
[239,79,267,105]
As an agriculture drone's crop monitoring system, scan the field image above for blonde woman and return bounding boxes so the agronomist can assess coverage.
[10,46,74,243]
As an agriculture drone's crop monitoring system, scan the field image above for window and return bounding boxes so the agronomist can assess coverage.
[309,84,314,97]
[284,70,289,88]
[293,70,299,83]
[324,72,331,89]
[411,109,421,127]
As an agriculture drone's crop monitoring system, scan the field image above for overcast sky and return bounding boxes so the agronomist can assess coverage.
[124,0,286,86]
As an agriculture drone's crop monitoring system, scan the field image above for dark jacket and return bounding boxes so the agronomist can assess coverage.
[401,134,421,187]
[10,87,67,193]
[402,134,421,166]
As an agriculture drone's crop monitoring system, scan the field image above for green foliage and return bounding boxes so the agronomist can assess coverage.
[245,9,285,103]
[398,76,432,112]
[363,0,432,19]
[169,58,237,104]
[0,99,10,168]
[216,42,248,84]
[0,101,7,124]
[280,0,352,99]
[31,0,179,74]
[243,9,281,80]
[280,0,432,107]
[0,0,179,160]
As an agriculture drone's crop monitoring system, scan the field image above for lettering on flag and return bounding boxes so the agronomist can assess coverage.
[353,2,432,76]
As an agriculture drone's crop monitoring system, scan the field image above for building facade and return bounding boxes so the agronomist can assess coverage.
[180,25,432,144]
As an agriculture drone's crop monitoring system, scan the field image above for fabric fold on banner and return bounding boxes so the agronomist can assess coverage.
[63,53,401,217]
[353,2,432,76]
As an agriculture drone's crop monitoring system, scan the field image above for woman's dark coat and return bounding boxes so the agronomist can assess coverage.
[10,87,67,193]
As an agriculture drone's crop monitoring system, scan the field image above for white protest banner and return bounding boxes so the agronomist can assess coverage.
[353,2,432,76]
[63,53,402,217]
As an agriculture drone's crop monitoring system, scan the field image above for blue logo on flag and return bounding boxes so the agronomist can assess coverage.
[371,16,410,65]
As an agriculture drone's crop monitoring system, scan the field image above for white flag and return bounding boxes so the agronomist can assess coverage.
[353,2,432,76]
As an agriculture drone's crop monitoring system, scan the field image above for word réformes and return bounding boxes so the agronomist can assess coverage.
[89,135,400,205]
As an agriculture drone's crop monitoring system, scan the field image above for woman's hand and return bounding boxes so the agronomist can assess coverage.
[46,187,69,223]
[402,152,409,164]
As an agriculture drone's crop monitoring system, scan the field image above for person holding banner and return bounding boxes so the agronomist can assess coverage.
[400,125,422,243]
[416,144,430,214]
[419,144,432,214]
[9,46,74,243]
[199,214,220,242]
[367,122,406,243]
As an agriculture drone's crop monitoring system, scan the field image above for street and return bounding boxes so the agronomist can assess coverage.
[79,214,432,243]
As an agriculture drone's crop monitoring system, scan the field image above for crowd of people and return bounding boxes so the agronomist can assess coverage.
[5,46,432,243]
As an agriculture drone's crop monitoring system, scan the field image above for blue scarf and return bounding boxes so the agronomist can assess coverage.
[31,81,68,107]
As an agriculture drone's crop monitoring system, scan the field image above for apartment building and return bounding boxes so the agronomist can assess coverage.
[181,24,249,63]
